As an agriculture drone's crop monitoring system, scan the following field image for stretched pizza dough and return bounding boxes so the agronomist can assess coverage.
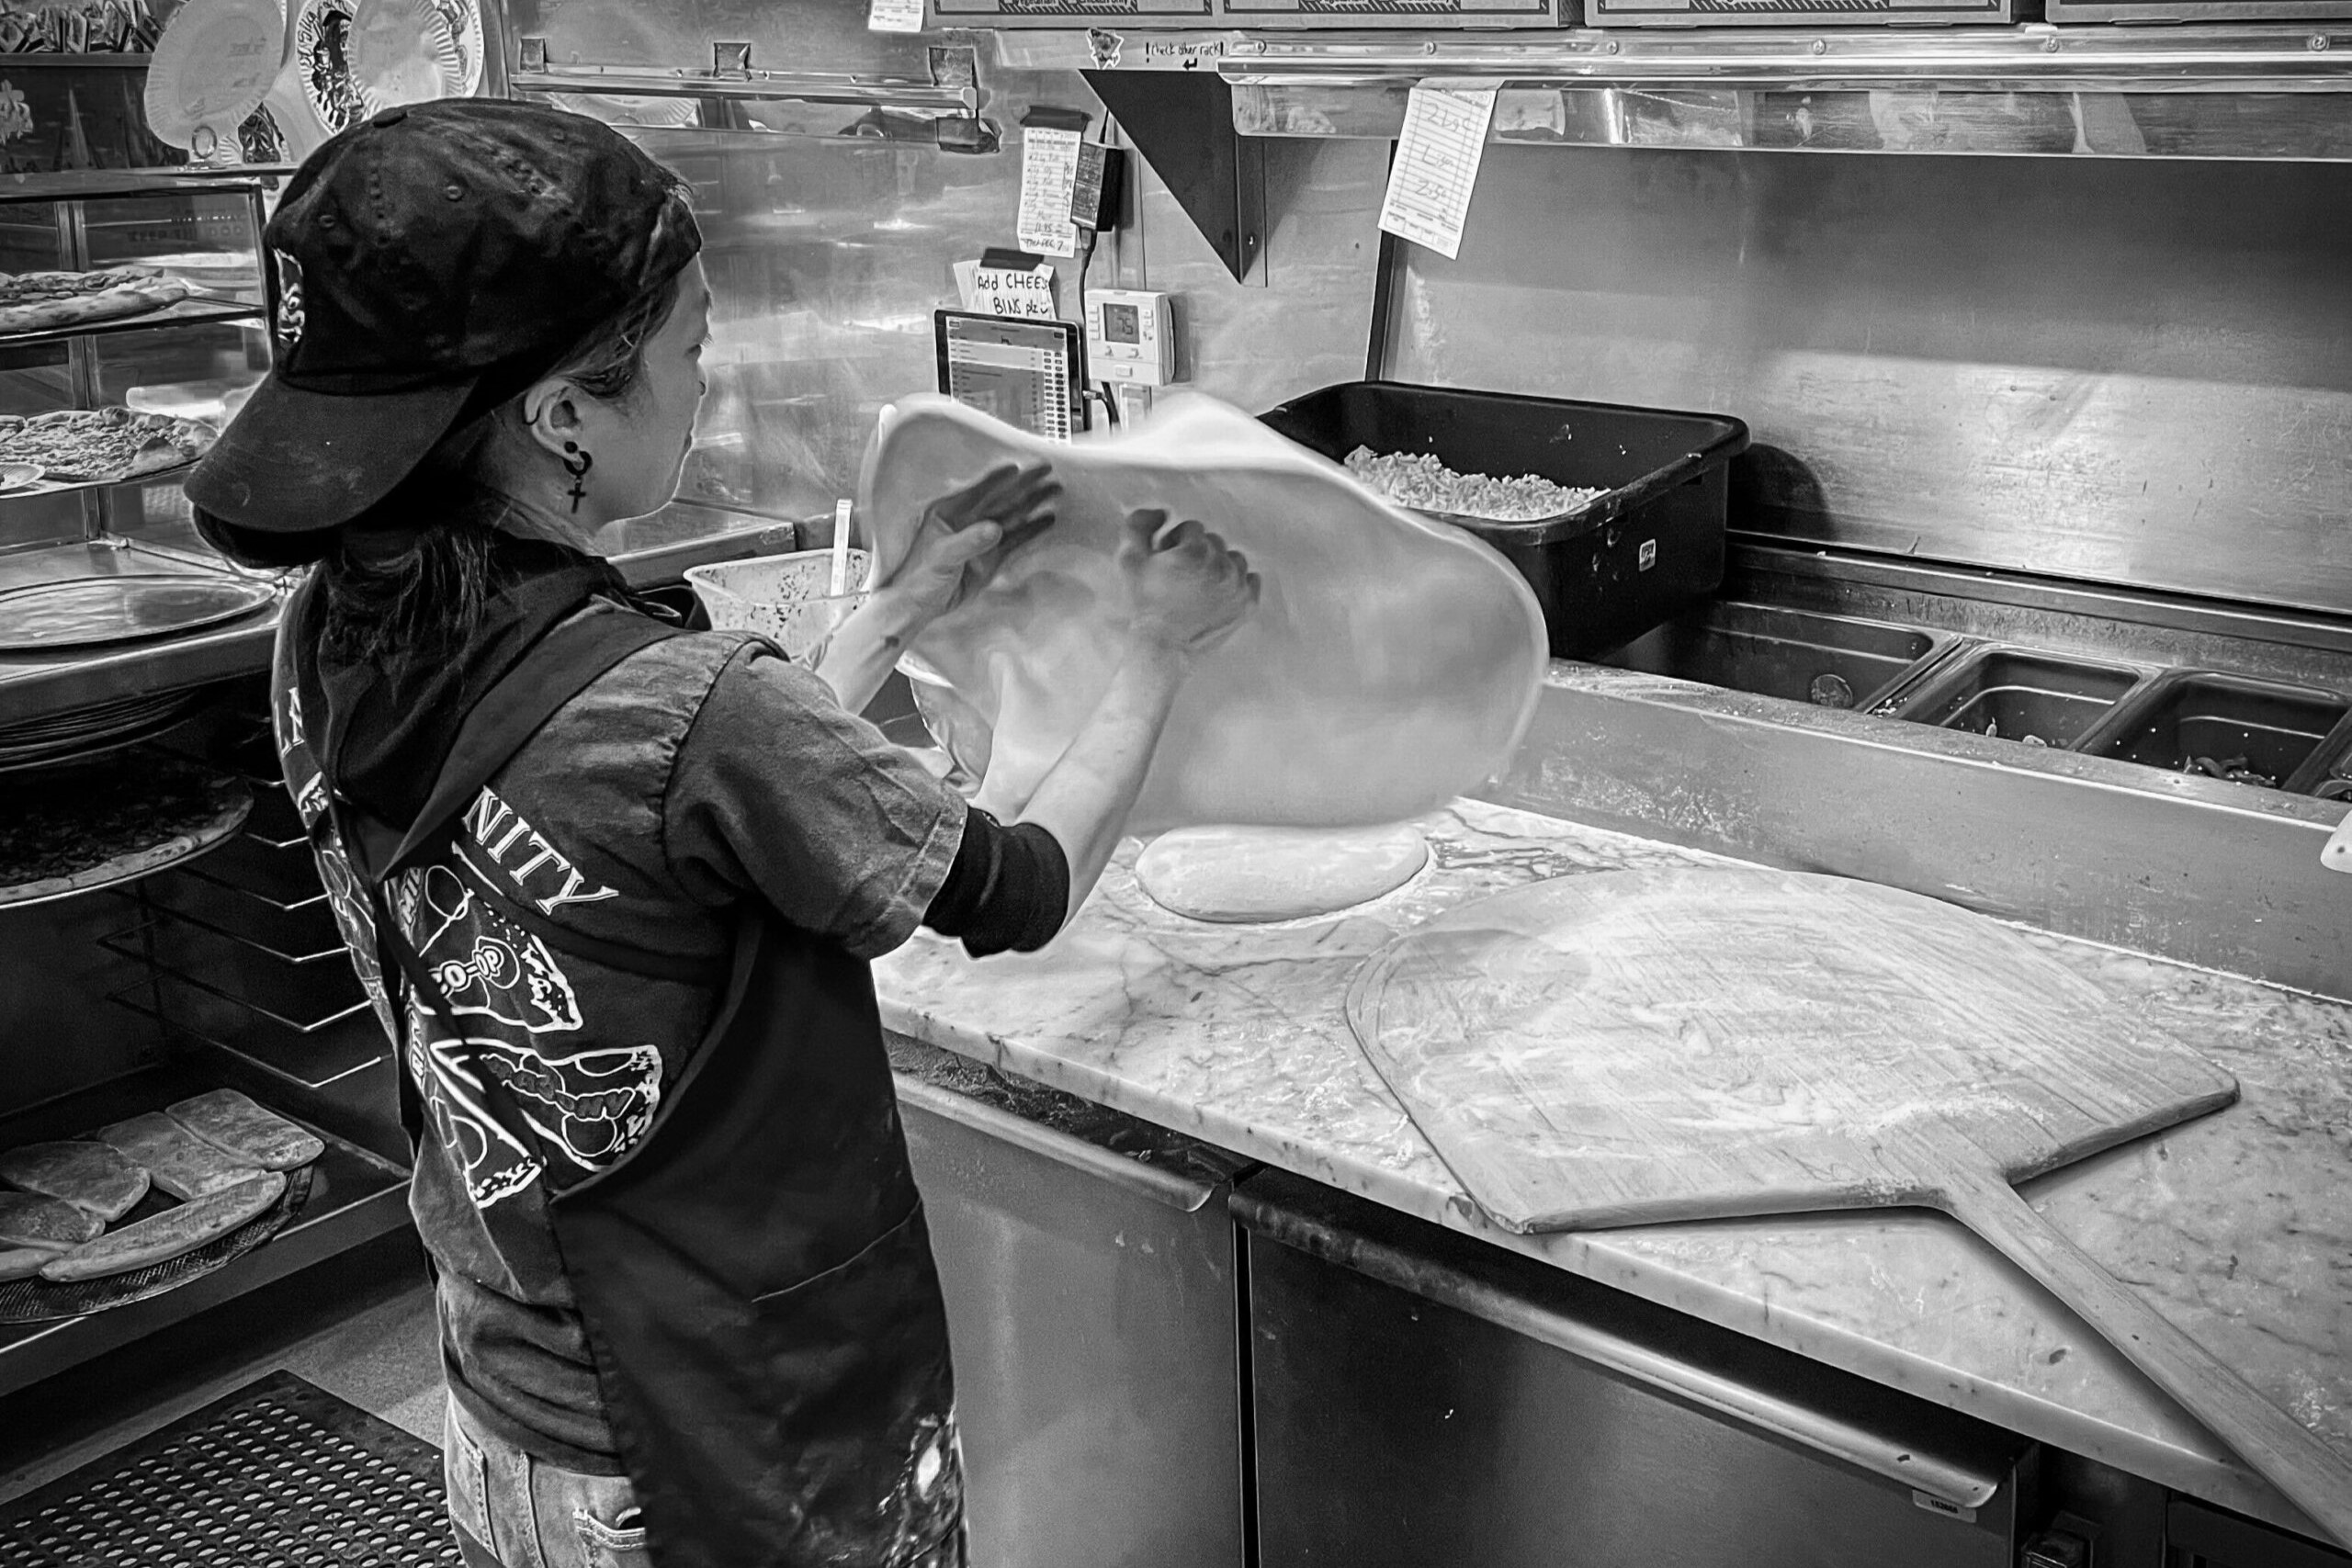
[859,393,1547,835]
[1137,824,1430,923]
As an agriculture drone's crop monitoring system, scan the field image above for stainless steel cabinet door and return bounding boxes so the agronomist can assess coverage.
[1238,1170,2030,1568]
[898,1075,1248,1568]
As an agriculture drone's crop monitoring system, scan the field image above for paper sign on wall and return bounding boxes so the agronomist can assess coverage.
[1016,127,1083,258]
[867,0,925,31]
[974,261,1059,320]
[1378,82,1498,262]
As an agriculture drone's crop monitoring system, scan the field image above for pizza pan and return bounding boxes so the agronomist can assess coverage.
[0,574,276,652]
[0,689,208,773]
[0,1163,311,1322]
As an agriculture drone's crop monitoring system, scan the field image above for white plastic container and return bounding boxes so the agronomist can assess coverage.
[685,549,872,664]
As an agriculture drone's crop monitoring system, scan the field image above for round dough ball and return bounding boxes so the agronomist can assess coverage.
[1136,823,1430,924]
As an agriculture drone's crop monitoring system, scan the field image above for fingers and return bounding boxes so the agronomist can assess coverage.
[936,461,1056,526]
[936,520,1003,564]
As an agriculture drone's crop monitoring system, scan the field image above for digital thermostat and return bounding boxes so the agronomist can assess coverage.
[1084,288,1176,388]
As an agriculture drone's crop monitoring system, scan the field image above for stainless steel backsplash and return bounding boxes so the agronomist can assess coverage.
[1386,144,2352,617]
[507,0,1382,521]
[508,0,2350,616]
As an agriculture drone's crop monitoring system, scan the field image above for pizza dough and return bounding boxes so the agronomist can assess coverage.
[859,393,1547,836]
[40,1171,287,1283]
[169,1089,323,1171]
[0,269,191,337]
[0,1141,149,1220]
[1136,823,1430,923]
[0,1247,57,1280]
[0,1191,104,1250]
[94,1112,264,1201]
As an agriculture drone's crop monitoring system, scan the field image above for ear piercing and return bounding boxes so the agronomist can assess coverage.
[561,439,594,514]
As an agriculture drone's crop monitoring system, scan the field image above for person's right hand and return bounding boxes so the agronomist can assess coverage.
[1115,508,1261,657]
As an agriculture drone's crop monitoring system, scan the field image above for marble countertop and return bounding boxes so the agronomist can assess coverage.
[873,798,2352,1538]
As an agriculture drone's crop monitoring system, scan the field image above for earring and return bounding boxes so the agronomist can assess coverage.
[560,439,594,515]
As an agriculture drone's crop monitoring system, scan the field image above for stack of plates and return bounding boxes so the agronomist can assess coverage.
[0,690,208,773]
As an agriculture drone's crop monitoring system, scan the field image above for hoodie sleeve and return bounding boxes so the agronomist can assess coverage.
[662,642,966,960]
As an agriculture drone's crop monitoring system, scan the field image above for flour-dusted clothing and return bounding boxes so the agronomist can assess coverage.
[270,540,1038,1565]
[279,598,962,1472]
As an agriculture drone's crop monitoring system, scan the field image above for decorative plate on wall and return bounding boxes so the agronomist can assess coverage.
[348,0,462,116]
[295,0,367,137]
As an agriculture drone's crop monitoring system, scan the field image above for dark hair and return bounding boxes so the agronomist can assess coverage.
[196,276,686,666]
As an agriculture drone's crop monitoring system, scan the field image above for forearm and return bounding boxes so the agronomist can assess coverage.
[813,588,926,714]
[1012,641,1189,921]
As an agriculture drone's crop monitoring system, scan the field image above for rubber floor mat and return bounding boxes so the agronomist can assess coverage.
[0,1370,460,1566]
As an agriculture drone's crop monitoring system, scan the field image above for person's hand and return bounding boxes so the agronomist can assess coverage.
[885,461,1059,626]
[1116,508,1261,658]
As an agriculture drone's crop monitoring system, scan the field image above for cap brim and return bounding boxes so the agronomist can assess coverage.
[184,372,480,533]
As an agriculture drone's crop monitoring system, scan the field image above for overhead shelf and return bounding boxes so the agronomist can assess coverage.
[1209,23,2352,93]
[1200,25,2352,158]
[1023,23,2352,164]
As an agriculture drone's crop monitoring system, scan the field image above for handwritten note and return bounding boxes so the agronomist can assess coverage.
[1016,127,1083,258]
[866,0,925,33]
[1378,83,1498,262]
[976,262,1058,320]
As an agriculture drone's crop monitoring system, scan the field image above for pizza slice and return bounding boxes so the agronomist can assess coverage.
[0,267,193,338]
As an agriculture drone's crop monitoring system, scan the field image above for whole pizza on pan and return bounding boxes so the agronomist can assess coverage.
[0,407,217,485]
[0,267,191,337]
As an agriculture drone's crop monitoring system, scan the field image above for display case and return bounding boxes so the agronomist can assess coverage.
[0,170,279,728]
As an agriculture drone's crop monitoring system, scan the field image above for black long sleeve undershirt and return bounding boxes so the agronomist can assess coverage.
[922,805,1070,957]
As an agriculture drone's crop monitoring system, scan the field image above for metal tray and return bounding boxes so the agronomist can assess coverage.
[0,573,276,653]
[1260,380,1749,659]
[0,1167,311,1324]
[1883,645,2152,750]
[1599,601,1963,713]
[2080,671,2351,793]
[0,687,206,773]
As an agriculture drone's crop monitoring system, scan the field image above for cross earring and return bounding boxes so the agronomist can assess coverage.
[560,440,594,514]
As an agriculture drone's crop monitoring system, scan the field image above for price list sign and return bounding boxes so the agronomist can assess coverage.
[1378,83,1499,262]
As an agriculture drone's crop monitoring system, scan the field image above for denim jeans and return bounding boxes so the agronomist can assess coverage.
[442,1396,650,1568]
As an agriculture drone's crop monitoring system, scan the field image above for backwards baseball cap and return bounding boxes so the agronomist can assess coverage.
[187,98,702,534]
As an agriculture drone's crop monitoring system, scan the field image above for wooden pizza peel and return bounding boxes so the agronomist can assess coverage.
[1344,867,2352,1546]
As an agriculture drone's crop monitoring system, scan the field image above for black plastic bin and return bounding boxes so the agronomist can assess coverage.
[1258,380,1750,660]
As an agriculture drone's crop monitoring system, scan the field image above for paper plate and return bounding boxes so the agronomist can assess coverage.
[142,0,283,152]
[428,0,482,96]
[349,0,462,116]
[296,0,367,137]
[0,462,40,491]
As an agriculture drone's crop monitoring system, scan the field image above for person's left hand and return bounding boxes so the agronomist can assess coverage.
[885,461,1060,626]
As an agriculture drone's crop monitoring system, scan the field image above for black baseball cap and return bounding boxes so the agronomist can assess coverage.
[187,98,702,534]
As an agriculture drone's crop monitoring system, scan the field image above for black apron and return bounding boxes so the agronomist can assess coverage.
[295,582,964,1568]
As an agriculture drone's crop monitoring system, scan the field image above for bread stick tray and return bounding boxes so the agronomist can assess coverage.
[0,1072,353,1316]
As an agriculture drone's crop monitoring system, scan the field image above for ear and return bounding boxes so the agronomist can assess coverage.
[521,378,588,460]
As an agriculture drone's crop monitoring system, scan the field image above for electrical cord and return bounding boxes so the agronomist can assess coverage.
[1073,227,1117,430]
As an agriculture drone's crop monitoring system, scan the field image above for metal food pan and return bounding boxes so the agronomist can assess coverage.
[1600,601,1966,713]
[1260,380,1749,660]
[2297,710,2352,802]
[1591,0,2020,25]
[2080,671,2351,794]
[1878,645,2153,750]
